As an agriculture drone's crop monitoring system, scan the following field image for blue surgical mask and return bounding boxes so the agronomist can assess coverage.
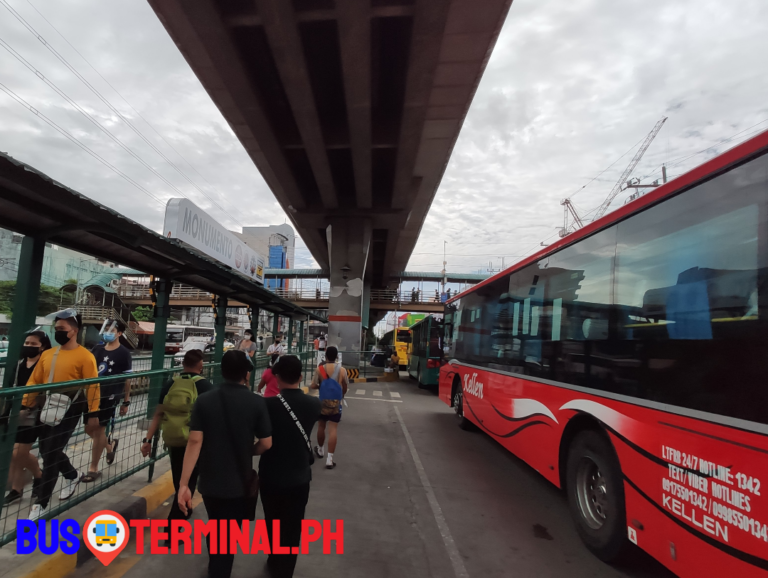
[102,332,117,343]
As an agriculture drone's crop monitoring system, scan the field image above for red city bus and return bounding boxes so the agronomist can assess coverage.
[440,130,768,577]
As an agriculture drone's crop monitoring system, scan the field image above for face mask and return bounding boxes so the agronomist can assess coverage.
[20,346,40,359]
[54,330,71,346]
[102,332,117,343]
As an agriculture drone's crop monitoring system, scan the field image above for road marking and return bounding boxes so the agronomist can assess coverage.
[394,406,469,578]
[390,392,401,398]
[356,388,366,395]
[373,390,383,397]
[344,396,402,403]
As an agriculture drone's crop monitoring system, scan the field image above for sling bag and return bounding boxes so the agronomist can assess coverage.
[40,348,83,427]
[276,393,314,465]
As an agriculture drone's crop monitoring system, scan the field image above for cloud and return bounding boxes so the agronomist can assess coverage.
[0,0,766,281]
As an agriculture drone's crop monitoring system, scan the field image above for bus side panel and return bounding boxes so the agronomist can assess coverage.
[438,364,454,405]
[449,362,768,574]
[623,482,767,578]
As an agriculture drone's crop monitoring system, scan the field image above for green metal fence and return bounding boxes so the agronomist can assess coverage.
[0,362,217,547]
[0,349,318,548]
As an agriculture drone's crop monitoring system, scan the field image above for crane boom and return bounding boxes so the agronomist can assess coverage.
[591,116,667,221]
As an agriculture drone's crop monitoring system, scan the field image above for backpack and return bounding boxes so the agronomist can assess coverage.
[318,363,343,416]
[161,374,203,447]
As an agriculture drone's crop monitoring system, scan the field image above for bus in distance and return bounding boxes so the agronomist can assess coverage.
[407,315,443,388]
[440,130,768,577]
[164,324,214,353]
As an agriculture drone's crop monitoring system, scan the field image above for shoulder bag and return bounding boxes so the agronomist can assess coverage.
[218,388,259,520]
[276,393,315,465]
[40,348,83,427]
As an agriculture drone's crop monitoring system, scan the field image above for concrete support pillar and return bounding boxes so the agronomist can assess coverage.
[272,313,280,342]
[327,218,371,367]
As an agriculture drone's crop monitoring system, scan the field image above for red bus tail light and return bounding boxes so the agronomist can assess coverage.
[427,359,440,369]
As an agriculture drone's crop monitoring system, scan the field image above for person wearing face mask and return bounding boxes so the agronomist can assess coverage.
[81,319,133,483]
[267,333,286,357]
[2,331,51,505]
[22,310,100,521]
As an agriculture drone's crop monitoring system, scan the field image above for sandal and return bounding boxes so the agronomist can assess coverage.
[106,438,119,465]
[80,471,102,483]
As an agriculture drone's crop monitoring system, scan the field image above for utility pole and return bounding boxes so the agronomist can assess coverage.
[441,240,447,293]
[662,164,667,184]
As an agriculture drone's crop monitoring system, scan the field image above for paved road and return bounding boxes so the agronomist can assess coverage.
[77,377,674,578]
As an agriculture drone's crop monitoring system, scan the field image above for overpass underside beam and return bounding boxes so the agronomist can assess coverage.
[327,218,370,366]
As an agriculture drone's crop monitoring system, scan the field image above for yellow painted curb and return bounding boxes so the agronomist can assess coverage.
[133,470,175,515]
[21,551,76,578]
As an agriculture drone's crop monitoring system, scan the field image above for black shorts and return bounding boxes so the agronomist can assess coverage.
[319,412,341,423]
[16,424,40,445]
[85,397,119,427]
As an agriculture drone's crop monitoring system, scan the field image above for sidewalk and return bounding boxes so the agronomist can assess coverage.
[0,455,172,578]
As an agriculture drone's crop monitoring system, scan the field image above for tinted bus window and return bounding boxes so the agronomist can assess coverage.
[449,153,768,425]
[613,154,768,423]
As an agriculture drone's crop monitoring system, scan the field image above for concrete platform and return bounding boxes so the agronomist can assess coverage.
[65,378,673,578]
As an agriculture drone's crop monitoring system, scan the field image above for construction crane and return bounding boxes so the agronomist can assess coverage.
[559,116,667,237]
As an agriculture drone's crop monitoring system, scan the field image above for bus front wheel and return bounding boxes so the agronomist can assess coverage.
[565,430,629,562]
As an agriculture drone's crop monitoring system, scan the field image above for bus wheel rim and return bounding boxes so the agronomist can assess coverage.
[575,456,608,530]
[454,390,462,416]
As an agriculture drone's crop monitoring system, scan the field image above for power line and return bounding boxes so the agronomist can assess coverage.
[0,81,167,207]
[1,0,245,228]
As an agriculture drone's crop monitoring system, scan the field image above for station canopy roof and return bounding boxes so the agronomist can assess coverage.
[0,152,325,321]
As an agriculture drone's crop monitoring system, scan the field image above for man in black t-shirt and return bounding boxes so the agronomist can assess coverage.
[260,355,321,578]
[83,319,133,482]
[141,349,213,527]
[179,351,272,578]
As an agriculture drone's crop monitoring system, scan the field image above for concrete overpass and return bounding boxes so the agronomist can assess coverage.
[149,0,511,360]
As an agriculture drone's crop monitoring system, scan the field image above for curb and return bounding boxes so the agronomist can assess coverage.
[350,376,394,383]
[17,470,175,578]
[73,470,175,569]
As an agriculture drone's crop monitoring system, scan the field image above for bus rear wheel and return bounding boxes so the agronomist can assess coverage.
[417,365,428,389]
[453,382,474,430]
[565,430,629,562]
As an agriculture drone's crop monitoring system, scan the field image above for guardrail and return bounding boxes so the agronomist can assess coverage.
[115,282,447,305]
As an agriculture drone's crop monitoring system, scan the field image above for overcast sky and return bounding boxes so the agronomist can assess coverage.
[1,0,767,274]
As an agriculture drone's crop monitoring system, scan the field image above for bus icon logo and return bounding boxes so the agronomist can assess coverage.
[83,510,129,566]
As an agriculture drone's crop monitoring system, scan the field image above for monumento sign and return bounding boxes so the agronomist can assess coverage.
[163,198,264,284]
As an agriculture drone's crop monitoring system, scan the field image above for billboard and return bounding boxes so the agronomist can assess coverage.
[163,198,264,284]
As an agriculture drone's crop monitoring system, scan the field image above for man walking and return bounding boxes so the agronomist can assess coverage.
[141,349,212,527]
[22,309,100,520]
[260,355,321,578]
[177,351,272,578]
[82,319,132,483]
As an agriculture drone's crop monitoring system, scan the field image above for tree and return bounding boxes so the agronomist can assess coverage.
[0,281,74,319]
[131,306,154,322]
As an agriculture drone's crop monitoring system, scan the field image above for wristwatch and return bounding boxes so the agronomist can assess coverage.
[122,400,131,406]
[142,438,151,444]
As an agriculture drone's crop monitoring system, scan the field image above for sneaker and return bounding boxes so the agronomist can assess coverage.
[59,474,80,500]
[4,489,22,506]
[28,503,47,521]
[325,458,336,470]
[31,477,41,499]
[314,445,324,458]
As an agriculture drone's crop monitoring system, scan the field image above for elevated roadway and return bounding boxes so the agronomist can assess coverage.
[149,0,512,361]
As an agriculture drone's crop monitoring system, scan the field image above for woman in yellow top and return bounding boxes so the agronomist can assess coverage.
[22,310,100,521]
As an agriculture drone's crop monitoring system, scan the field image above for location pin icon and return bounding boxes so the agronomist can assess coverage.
[83,510,130,567]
